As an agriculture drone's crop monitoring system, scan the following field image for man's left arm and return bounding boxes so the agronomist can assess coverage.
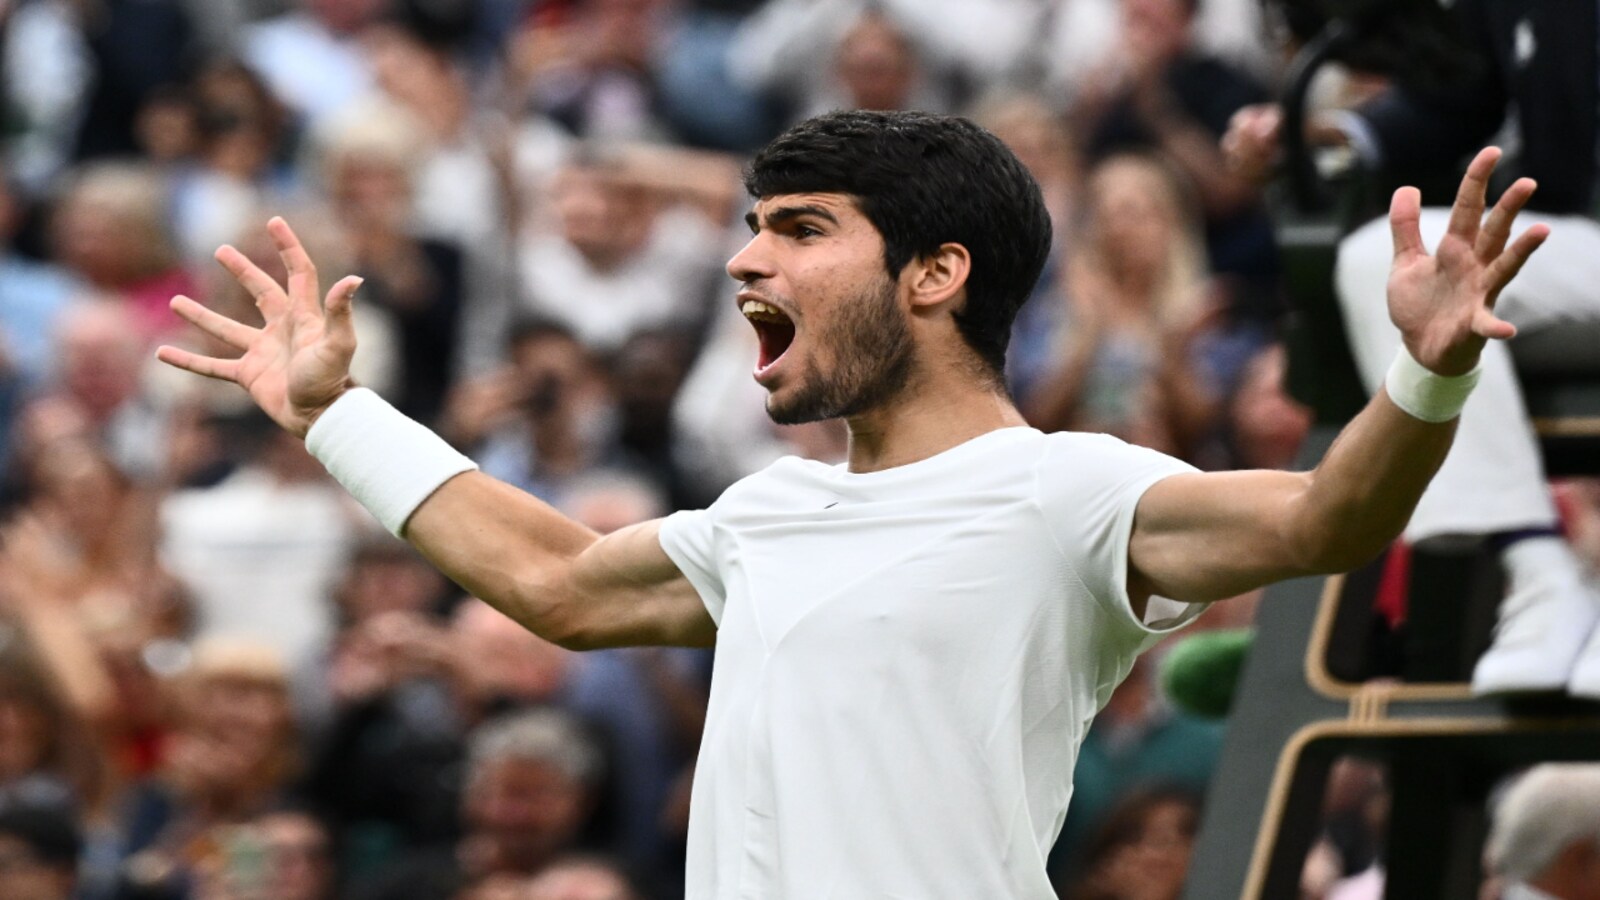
[1127,148,1547,608]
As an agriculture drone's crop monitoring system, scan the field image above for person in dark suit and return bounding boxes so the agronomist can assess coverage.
[1224,0,1600,698]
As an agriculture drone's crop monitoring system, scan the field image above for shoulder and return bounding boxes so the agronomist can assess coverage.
[711,455,830,511]
[1033,431,1196,509]
[1036,429,1183,468]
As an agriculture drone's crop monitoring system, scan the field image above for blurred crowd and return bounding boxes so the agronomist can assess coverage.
[0,0,1511,897]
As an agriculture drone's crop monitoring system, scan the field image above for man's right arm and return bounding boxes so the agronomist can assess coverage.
[402,471,716,650]
[155,217,715,652]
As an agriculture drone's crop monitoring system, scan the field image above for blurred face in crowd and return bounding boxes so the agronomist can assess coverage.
[611,332,689,438]
[509,330,600,422]
[1228,345,1312,470]
[337,551,446,623]
[1121,0,1194,66]
[328,154,413,233]
[980,99,1076,191]
[51,172,173,287]
[55,302,145,423]
[0,834,73,900]
[451,601,570,702]
[1087,158,1182,282]
[726,193,914,425]
[1084,794,1198,900]
[194,64,284,179]
[465,756,592,871]
[836,15,917,112]
[551,165,655,270]
[257,812,334,900]
[190,673,291,747]
[29,442,127,541]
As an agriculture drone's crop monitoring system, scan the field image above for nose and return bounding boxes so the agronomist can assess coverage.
[726,232,778,284]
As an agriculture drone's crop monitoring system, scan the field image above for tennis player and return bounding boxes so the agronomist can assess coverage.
[158,110,1545,898]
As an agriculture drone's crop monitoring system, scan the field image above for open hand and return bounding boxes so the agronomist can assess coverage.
[1387,147,1548,376]
[155,218,363,438]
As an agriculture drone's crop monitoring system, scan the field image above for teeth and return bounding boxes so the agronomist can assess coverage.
[741,300,789,323]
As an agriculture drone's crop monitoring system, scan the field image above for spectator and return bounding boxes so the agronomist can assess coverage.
[516,154,724,355]
[40,300,169,480]
[254,807,338,900]
[317,106,470,423]
[969,92,1082,403]
[293,535,451,734]
[1074,0,1278,321]
[242,0,385,131]
[69,0,198,163]
[1,0,94,194]
[1023,154,1221,461]
[159,416,365,663]
[728,0,1046,118]
[1063,785,1202,900]
[505,0,676,143]
[651,0,781,152]
[185,806,339,900]
[1222,343,1313,471]
[168,60,299,267]
[117,638,301,899]
[49,163,197,343]
[351,708,608,900]
[364,0,512,248]
[832,12,922,113]
[446,318,621,505]
[607,330,697,507]
[1485,764,1600,900]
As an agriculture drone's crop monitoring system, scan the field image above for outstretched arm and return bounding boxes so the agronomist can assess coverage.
[157,219,715,649]
[1128,148,1548,607]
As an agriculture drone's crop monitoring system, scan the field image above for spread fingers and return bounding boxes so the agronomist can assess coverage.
[170,295,259,350]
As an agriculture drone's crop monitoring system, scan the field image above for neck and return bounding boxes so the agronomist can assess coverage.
[842,364,1026,473]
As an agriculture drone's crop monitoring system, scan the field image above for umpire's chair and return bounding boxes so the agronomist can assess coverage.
[1182,4,1600,897]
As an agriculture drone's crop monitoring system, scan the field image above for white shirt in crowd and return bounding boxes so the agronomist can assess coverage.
[659,427,1204,898]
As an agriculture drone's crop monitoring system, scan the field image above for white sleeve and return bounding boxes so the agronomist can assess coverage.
[657,508,727,627]
[1037,434,1205,636]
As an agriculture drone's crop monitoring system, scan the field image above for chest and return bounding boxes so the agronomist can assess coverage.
[716,497,1068,655]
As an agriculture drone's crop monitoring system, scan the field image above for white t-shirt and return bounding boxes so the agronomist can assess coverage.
[658,426,1204,899]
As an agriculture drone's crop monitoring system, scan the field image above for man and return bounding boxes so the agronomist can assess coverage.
[1223,0,1600,697]
[1485,764,1600,900]
[157,110,1543,897]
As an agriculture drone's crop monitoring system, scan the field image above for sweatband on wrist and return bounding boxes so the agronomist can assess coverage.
[1383,348,1481,423]
[304,388,478,536]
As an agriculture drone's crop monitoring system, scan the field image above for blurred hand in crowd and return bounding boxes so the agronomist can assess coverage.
[1221,103,1284,183]
[328,609,454,705]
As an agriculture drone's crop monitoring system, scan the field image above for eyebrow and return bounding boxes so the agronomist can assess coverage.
[745,204,841,234]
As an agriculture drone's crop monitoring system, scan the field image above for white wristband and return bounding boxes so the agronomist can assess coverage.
[304,388,478,536]
[1383,348,1481,423]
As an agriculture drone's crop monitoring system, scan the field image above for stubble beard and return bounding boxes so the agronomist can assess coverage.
[765,275,915,426]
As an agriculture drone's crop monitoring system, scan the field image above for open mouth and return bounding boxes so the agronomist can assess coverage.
[742,299,796,372]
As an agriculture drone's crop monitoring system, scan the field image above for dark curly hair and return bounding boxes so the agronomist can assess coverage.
[744,109,1052,383]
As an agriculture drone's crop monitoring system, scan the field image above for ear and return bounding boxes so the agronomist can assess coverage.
[904,242,972,313]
